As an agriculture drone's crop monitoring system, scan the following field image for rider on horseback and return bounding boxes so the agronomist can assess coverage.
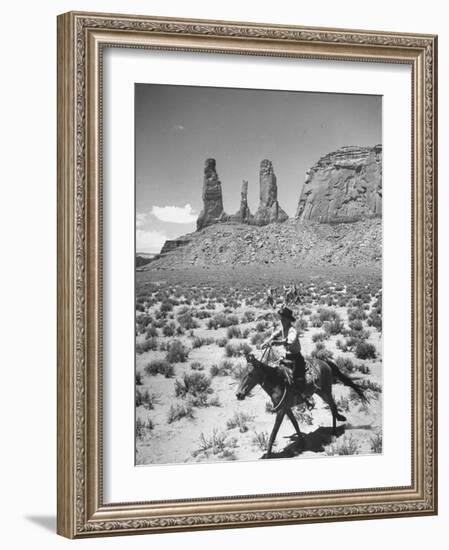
[261,306,306,393]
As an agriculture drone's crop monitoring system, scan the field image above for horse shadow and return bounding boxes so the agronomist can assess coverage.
[263,425,346,459]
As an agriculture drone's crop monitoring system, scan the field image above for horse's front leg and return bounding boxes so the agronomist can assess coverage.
[286,408,304,442]
[264,410,285,458]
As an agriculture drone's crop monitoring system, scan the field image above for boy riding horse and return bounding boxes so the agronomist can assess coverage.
[261,306,306,393]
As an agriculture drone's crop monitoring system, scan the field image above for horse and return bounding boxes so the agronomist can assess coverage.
[235,350,368,458]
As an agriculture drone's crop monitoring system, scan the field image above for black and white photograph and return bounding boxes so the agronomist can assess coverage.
[135,83,383,466]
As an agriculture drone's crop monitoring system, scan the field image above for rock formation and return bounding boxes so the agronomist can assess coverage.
[160,238,190,255]
[253,160,289,226]
[296,145,382,223]
[196,159,227,230]
[232,180,252,223]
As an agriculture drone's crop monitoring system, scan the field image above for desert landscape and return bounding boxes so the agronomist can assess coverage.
[135,144,383,466]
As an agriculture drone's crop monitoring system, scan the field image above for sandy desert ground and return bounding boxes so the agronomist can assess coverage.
[135,266,382,466]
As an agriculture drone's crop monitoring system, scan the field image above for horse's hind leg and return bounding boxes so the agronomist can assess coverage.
[264,410,285,458]
[317,389,346,434]
[286,408,303,441]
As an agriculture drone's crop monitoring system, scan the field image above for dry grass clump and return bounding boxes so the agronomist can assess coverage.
[324,434,359,456]
[144,359,174,378]
[226,411,255,433]
[192,429,238,460]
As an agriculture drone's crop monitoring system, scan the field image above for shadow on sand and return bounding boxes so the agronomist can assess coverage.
[262,425,346,459]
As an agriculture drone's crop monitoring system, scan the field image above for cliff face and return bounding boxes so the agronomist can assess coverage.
[196,159,226,230]
[253,159,289,226]
[196,158,288,231]
[231,180,253,223]
[296,145,382,223]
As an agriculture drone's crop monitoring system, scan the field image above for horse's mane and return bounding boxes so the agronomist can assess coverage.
[249,355,285,387]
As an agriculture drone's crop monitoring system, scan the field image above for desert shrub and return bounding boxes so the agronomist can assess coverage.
[225,342,252,357]
[231,362,247,381]
[177,310,199,330]
[358,379,382,393]
[355,363,371,375]
[255,320,269,332]
[241,310,256,323]
[323,318,345,336]
[336,339,347,352]
[135,416,154,439]
[145,325,158,338]
[162,322,176,337]
[227,325,242,339]
[348,319,364,332]
[343,336,360,352]
[160,299,174,313]
[265,401,274,414]
[348,307,367,321]
[372,298,382,314]
[195,309,212,319]
[167,401,195,424]
[166,340,189,363]
[207,312,239,330]
[242,327,251,338]
[215,336,228,348]
[295,317,308,333]
[190,361,204,371]
[226,411,254,433]
[192,429,237,460]
[250,332,265,347]
[191,336,213,349]
[210,359,234,377]
[325,434,359,456]
[355,341,377,360]
[174,371,213,405]
[135,371,143,385]
[136,337,158,354]
[136,314,152,331]
[144,358,174,378]
[368,312,382,331]
[335,356,356,373]
[369,430,383,453]
[252,431,269,452]
[311,343,334,361]
[309,314,323,328]
[318,308,340,323]
[312,331,328,343]
[135,388,159,409]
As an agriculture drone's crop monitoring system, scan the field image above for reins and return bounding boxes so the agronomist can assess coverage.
[258,345,288,413]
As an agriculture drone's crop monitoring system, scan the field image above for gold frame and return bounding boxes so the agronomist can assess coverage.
[57,11,438,539]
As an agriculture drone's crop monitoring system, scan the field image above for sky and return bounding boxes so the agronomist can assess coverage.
[135,84,381,253]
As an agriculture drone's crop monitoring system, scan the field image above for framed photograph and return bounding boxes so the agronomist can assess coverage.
[57,11,438,538]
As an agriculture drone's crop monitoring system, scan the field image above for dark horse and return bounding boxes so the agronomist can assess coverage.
[236,351,367,458]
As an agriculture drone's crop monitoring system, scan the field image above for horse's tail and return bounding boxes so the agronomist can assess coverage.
[326,360,368,403]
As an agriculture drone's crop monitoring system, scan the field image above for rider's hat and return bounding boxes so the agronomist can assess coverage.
[277,306,296,323]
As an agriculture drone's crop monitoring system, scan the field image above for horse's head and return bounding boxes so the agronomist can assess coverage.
[235,353,264,401]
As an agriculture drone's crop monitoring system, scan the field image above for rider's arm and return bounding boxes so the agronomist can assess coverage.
[262,328,282,348]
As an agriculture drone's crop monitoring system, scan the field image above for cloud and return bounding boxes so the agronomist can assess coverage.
[136,213,147,228]
[136,229,166,254]
[151,204,197,224]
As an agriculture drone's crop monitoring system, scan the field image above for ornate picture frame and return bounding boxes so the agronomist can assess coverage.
[57,11,437,538]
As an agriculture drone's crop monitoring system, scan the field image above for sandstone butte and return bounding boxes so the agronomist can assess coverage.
[139,144,383,270]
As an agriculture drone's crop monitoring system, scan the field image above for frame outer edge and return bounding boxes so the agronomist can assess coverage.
[57,12,77,539]
[56,10,438,537]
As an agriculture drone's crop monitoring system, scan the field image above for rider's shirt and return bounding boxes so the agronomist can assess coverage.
[271,326,301,355]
